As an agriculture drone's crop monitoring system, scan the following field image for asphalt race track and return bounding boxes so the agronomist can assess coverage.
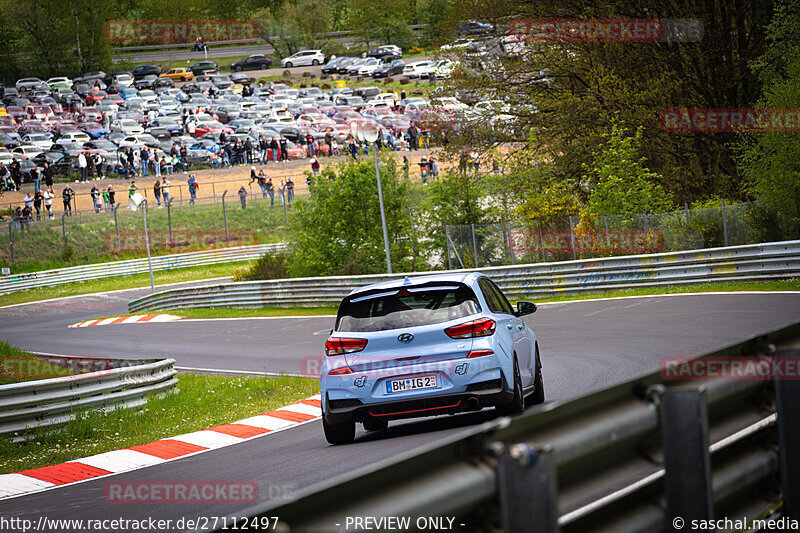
[1,287,799,531]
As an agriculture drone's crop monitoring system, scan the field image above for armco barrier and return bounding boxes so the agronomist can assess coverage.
[130,240,800,312]
[197,321,800,533]
[0,356,177,438]
[0,243,286,295]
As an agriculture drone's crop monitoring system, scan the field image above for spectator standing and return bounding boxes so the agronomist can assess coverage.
[348,138,358,160]
[62,184,74,215]
[419,157,429,183]
[325,130,333,156]
[286,177,295,204]
[277,179,286,206]
[402,156,410,180]
[9,160,20,190]
[30,165,41,193]
[266,178,274,206]
[94,153,104,179]
[269,137,279,162]
[90,185,101,213]
[430,157,440,180]
[107,186,116,210]
[259,135,269,164]
[305,131,315,157]
[257,170,267,198]
[140,147,149,177]
[407,123,419,151]
[187,174,198,204]
[244,138,253,164]
[128,181,138,211]
[102,187,111,212]
[238,185,247,209]
[44,162,55,189]
[87,152,95,180]
[23,191,34,213]
[161,177,171,206]
[310,157,320,177]
[33,190,43,220]
[43,187,54,218]
[78,152,88,181]
[153,178,162,207]
[279,136,288,162]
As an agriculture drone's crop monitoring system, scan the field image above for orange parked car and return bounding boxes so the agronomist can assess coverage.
[160,68,194,82]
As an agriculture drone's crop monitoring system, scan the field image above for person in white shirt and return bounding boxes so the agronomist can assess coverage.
[78,152,88,182]
[43,187,54,218]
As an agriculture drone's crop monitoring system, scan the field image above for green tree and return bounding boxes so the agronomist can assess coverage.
[288,155,416,277]
[737,0,800,238]
[583,123,674,215]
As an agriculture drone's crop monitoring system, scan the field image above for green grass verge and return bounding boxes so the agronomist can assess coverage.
[0,340,76,385]
[0,372,318,474]
[0,260,252,308]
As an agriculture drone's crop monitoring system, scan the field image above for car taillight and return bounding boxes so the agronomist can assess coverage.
[324,337,368,356]
[467,349,494,358]
[328,366,354,375]
[445,318,496,339]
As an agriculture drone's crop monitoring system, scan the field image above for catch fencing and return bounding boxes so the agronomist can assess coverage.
[197,320,800,533]
[0,355,177,439]
[130,240,800,312]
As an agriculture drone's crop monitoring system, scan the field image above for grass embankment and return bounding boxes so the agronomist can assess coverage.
[0,200,290,274]
[0,260,251,308]
[0,368,318,473]
[177,306,338,319]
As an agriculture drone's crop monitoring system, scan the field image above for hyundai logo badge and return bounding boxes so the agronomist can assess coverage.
[397,333,414,343]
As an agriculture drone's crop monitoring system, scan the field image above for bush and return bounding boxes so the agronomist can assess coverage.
[302,71,311,78]
[282,69,291,77]
[320,74,329,80]
[235,253,289,281]
[383,77,394,84]
[320,82,332,90]
[408,46,424,54]
[400,77,410,85]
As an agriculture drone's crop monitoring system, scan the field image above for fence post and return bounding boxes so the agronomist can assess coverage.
[721,198,728,246]
[445,225,453,270]
[471,223,479,268]
[775,347,800,521]
[660,387,713,524]
[507,221,515,265]
[179,185,183,211]
[212,182,217,202]
[167,196,172,247]
[221,190,229,243]
[113,203,121,251]
[141,199,155,293]
[7,221,13,265]
[568,215,577,260]
[499,443,558,533]
[61,212,67,247]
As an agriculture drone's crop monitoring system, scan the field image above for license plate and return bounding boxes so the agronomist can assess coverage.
[387,375,437,393]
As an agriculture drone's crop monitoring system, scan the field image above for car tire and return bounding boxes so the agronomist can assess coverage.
[362,417,388,432]
[180,77,186,82]
[496,357,524,416]
[261,63,269,70]
[323,416,355,444]
[312,59,319,66]
[528,343,545,406]
[285,61,293,68]
[235,66,242,72]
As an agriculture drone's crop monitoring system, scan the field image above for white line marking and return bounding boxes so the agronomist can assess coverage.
[68,449,164,473]
[0,474,56,498]
[235,415,295,431]
[170,430,244,449]
[279,403,322,416]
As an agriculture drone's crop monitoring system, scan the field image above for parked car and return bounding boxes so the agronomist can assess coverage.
[281,50,326,68]
[161,68,194,82]
[321,57,348,74]
[231,54,272,71]
[365,45,402,61]
[132,64,163,79]
[319,272,544,444]
[373,60,406,78]
[440,38,475,51]
[189,61,219,76]
[15,78,44,92]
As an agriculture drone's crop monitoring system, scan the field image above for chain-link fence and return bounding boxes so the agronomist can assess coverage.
[445,202,784,268]
[2,187,304,271]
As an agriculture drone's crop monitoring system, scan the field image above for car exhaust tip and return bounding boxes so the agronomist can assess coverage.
[465,397,481,411]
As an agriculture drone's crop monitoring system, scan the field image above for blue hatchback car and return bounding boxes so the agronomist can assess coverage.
[320,272,544,444]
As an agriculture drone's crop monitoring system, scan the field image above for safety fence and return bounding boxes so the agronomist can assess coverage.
[130,240,800,312]
[198,320,800,533]
[0,242,286,295]
[0,355,177,439]
[445,201,786,269]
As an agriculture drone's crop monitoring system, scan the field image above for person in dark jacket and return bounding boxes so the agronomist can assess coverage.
[62,184,75,215]
[279,136,288,162]
[269,137,279,162]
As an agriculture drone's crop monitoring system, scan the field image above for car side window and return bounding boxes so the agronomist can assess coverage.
[478,278,505,314]
[488,279,515,315]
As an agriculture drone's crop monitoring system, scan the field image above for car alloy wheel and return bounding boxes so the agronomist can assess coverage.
[312,59,319,65]
[285,61,293,68]
[235,66,242,72]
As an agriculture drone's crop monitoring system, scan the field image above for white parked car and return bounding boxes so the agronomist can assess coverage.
[281,50,326,68]
[113,73,135,87]
[110,119,144,135]
[357,58,382,77]
[11,145,44,160]
[58,131,91,144]
[440,38,475,51]
[22,133,53,150]
[403,61,436,78]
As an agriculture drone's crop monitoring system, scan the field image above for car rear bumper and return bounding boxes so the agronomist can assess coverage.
[323,375,512,424]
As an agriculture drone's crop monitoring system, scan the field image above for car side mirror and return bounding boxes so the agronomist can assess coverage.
[516,301,537,316]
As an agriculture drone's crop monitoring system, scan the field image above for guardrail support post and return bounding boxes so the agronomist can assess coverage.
[221,190,229,243]
[499,443,558,533]
[775,347,800,520]
[660,387,713,526]
[61,212,67,246]
[113,203,121,251]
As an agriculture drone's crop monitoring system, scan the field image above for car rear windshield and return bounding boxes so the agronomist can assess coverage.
[336,283,481,332]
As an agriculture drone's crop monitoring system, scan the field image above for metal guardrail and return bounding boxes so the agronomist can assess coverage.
[198,321,800,533]
[0,243,287,295]
[0,356,177,438]
[130,240,800,312]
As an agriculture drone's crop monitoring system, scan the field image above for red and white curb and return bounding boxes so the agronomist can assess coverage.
[68,314,183,328]
[0,394,322,500]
